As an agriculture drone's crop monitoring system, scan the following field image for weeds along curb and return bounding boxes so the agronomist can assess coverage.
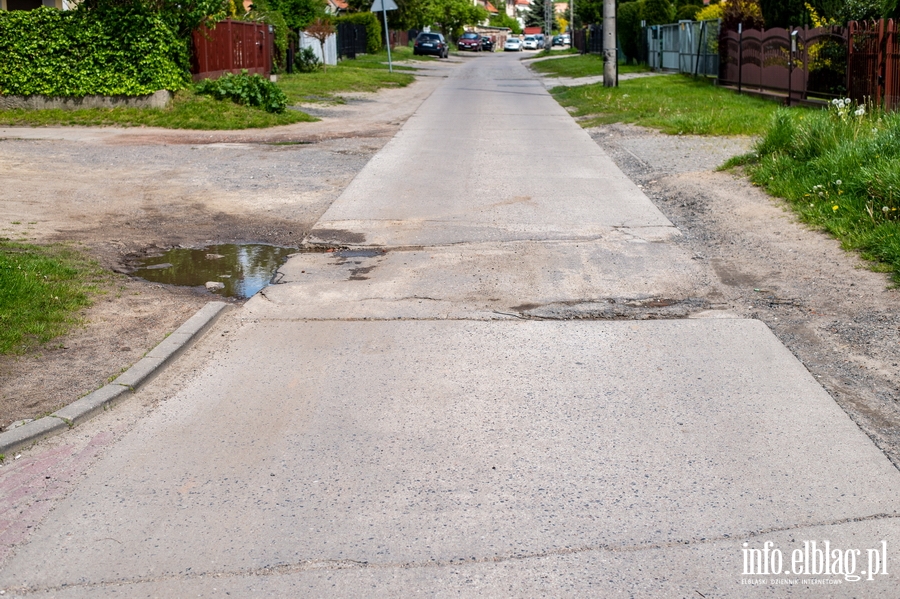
[0,301,229,457]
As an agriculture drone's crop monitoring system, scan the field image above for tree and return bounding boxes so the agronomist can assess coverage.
[523,0,557,29]
[304,17,335,71]
[490,10,523,33]
[575,0,604,24]
[676,4,701,20]
[758,0,844,28]
[695,3,722,20]
[721,0,764,31]
[618,0,643,62]
[79,0,228,39]
[427,0,488,39]
[642,0,674,25]
[267,0,325,30]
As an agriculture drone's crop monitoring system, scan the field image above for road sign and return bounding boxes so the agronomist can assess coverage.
[370,0,397,11]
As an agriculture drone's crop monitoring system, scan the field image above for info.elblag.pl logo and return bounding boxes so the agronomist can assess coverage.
[741,540,889,584]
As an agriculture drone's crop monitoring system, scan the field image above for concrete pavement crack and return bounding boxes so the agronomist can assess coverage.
[9,513,899,594]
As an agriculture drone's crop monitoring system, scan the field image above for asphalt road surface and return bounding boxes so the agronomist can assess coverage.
[2,53,899,597]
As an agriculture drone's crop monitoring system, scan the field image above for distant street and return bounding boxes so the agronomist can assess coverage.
[2,52,899,597]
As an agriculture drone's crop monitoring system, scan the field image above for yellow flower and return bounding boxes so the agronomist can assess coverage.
[832,205,839,211]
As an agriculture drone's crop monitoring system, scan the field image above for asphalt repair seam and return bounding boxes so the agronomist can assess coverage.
[0,302,229,457]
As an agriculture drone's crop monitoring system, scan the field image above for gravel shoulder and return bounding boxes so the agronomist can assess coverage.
[0,66,454,430]
[591,123,900,468]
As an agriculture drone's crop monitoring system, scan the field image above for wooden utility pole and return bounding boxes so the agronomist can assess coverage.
[603,0,616,86]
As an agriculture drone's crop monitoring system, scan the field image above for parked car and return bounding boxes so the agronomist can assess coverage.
[413,32,449,58]
[534,34,545,48]
[504,37,523,52]
[458,31,482,52]
[561,34,570,45]
[481,36,494,52]
[522,35,539,50]
[552,35,564,46]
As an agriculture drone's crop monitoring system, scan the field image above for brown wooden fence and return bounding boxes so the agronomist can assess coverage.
[388,29,409,48]
[191,20,273,82]
[848,19,900,110]
[719,25,847,105]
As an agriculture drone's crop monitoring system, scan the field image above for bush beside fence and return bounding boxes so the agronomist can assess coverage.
[0,6,188,97]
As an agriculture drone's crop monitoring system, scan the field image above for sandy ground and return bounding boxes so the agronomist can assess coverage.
[0,65,453,429]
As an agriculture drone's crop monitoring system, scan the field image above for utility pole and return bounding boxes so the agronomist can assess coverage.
[602,0,616,87]
[544,0,553,50]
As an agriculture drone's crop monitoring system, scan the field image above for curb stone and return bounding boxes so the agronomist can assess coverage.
[0,301,228,458]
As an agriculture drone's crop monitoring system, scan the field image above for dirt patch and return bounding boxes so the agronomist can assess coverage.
[590,123,900,468]
[0,72,452,430]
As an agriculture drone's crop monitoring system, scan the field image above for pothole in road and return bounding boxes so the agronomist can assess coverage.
[131,244,299,299]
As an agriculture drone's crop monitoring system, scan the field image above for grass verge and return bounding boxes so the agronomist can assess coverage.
[0,241,108,354]
[0,90,315,129]
[734,101,900,282]
[551,74,782,135]
[531,55,650,78]
[280,47,418,104]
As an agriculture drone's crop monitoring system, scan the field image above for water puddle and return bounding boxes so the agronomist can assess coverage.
[133,244,298,299]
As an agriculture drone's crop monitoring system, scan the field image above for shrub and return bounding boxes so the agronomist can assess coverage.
[0,6,189,97]
[195,71,288,113]
[294,46,321,72]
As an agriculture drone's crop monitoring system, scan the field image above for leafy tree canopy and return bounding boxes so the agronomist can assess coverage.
[266,0,326,30]
[427,0,488,38]
[642,0,674,25]
[79,0,227,38]
[575,0,603,24]
[722,0,764,30]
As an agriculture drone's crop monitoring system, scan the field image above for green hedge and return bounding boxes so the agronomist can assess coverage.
[334,13,382,55]
[0,6,190,97]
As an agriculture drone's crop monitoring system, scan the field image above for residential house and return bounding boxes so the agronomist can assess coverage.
[326,0,348,16]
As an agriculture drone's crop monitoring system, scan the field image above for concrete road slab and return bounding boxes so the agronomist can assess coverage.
[22,519,900,597]
[2,320,897,595]
[309,55,673,248]
[248,240,710,321]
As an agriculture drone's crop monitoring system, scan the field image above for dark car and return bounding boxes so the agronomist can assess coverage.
[552,35,564,46]
[458,32,482,52]
[413,32,449,58]
[481,36,494,52]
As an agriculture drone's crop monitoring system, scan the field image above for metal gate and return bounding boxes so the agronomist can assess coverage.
[646,19,719,75]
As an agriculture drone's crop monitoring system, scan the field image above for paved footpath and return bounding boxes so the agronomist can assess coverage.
[2,54,900,597]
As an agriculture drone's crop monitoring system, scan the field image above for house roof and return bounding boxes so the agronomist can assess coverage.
[485,1,498,13]
[329,0,348,9]
[515,0,530,5]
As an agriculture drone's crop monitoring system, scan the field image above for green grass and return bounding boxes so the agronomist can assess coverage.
[531,55,650,78]
[738,102,900,282]
[551,74,783,135]
[0,90,315,129]
[280,47,418,104]
[0,241,107,354]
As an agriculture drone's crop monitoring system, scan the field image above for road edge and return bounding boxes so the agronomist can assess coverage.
[0,301,229,458]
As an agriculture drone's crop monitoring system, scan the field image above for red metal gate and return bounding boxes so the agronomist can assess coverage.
[191,20,273,81]
[848,19,900,110]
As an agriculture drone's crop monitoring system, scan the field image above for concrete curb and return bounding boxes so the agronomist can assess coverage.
[0,301,228,458]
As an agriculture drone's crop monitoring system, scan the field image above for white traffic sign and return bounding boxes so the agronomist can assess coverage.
[370,0,397,11]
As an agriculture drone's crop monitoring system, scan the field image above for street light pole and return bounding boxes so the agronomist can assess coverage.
[602,0,616,87]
